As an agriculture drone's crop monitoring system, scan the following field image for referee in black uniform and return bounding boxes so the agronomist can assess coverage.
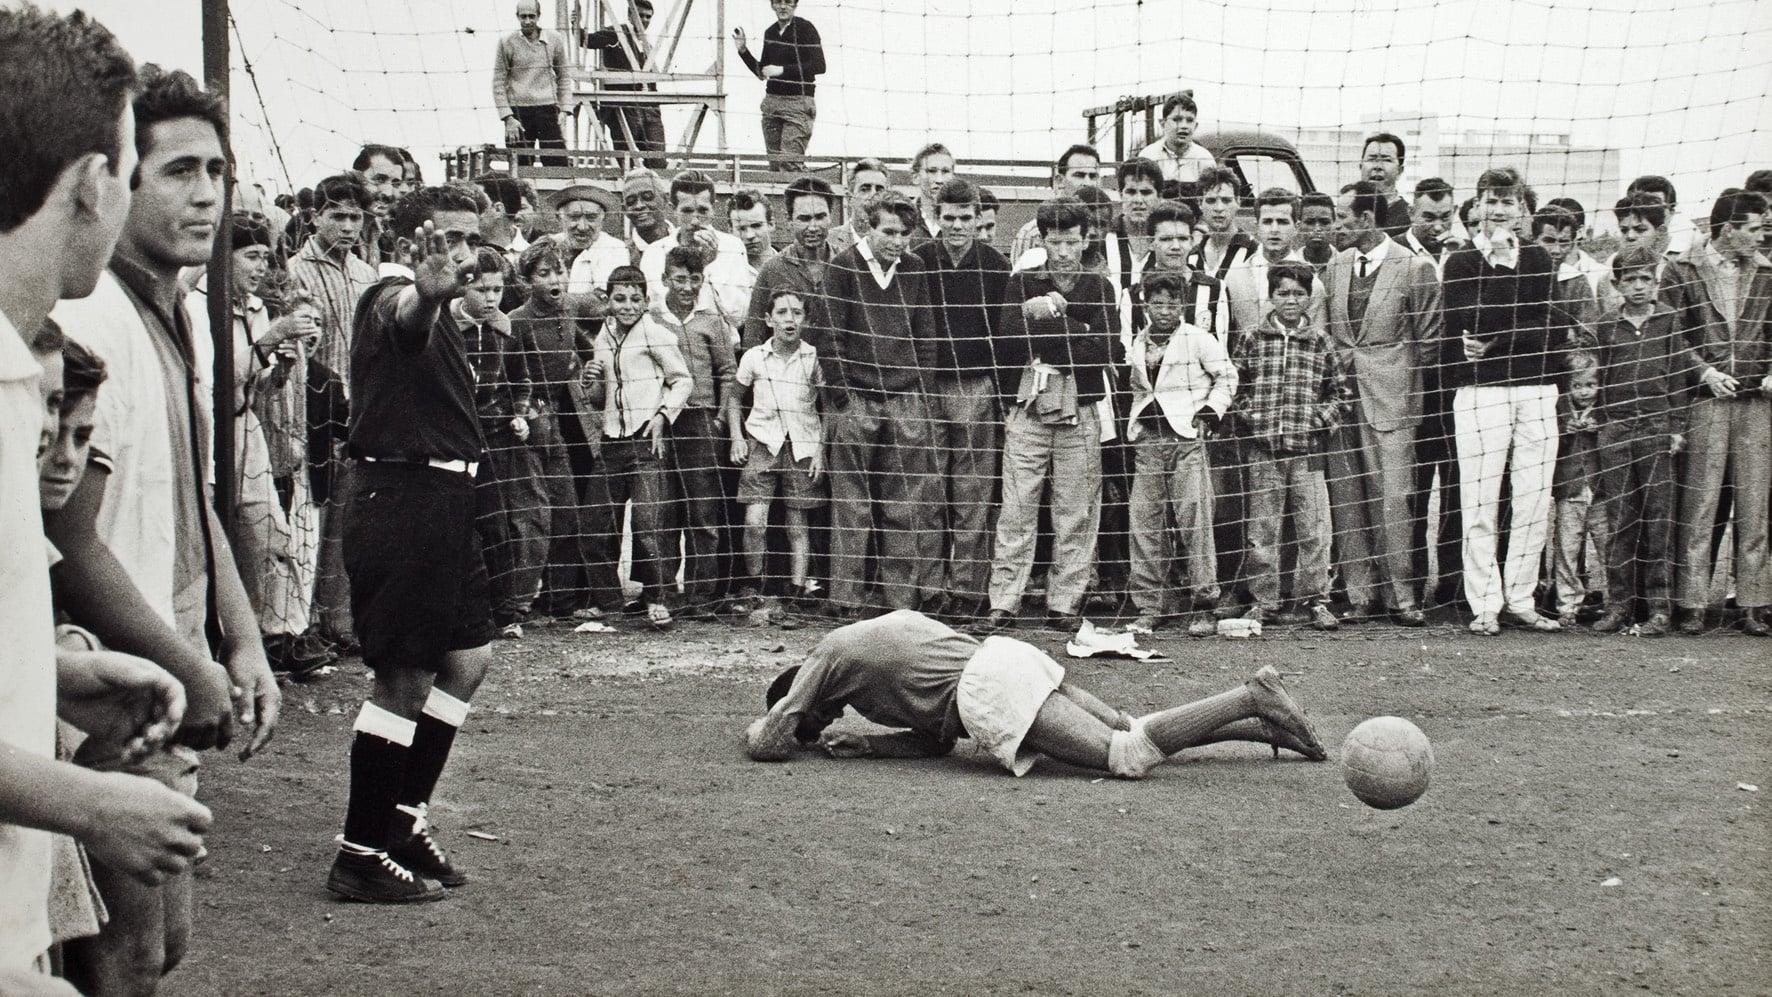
[326,185,494,903]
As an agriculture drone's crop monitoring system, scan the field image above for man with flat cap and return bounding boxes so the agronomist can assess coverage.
[552,184,630,296]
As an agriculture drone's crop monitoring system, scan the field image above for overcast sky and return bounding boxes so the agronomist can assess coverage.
[37,0,1772,210]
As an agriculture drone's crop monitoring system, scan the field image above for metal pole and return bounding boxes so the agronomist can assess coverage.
[202,0,238,540]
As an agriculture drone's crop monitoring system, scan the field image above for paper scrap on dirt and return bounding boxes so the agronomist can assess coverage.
[1066,620,1161,660]
[466,831,500,841]
[573,621,617,634]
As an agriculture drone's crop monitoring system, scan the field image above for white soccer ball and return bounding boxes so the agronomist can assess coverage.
[1341,716,1434,810]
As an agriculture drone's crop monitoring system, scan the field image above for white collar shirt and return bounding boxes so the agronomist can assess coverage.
[0,307,59,967]
[854,236,898,290]
[1473,227,1520,270]
[737,340,823,458]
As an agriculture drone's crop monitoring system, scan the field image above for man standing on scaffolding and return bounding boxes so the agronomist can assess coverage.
[581,0,668,170]
[494,0,575,165]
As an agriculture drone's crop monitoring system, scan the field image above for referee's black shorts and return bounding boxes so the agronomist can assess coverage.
[344,460,494,672]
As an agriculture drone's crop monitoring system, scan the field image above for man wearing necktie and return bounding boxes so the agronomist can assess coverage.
[1323,181,1441,627]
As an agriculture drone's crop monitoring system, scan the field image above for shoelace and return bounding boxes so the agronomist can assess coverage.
[395,804,449,864]
[379,853,417,883]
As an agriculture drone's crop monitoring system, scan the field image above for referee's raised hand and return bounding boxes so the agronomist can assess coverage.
[409,220,476,304]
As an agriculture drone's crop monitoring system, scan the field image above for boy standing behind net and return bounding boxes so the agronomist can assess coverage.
[733,289,825,624]
[1549,351,1606,627]
[1235,262,1343,631]
[1590,248,1695,636]
[1124,272,1237,636]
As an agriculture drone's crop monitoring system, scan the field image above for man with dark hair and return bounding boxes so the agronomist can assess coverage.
[1625,174,1696,258]
[1009,144,1102,265]
[1359,133,1413,236]
[1191,166,1257,286]
[1114,158,1167,292]
[744,175,836,351]
[0,9,220,984]
[827,157,890,254]
[581,0,667,170]
[1676,189,1770,635]
[911,178,1012,620]
[977,188,1002,247]
[1322,180,1441,626]
[474,174,529,260]
[1543,196,1608,294]
[494,0,573,163]
[1297,192,1338,274]
[287,173,378,655]
[1137,91,1214,184]
[1395,178,1457,269]
[46,64,280,991]
[821,193,940,615]
[326,184,495,902]
[734,0,826,172]
[1226,188,1320,334]
[638,169,750,313]
[350,144,404,264]
[1439,166,1566,635]
[979,198,1119,633]
[1530,204,1600,348]
[728,187,776,309]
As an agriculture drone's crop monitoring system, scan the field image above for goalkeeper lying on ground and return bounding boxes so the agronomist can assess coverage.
[745,610,1327,777]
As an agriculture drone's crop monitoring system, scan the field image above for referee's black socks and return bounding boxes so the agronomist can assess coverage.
[394,688,471,838]
[341,702,415,852]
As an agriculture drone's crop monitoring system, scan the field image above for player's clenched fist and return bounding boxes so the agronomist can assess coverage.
[84,772,213,885]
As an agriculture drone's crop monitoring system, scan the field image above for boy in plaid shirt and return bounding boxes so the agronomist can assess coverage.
[1235,262,1344,630]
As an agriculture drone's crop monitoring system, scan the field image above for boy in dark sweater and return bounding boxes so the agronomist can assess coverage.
[1440,166,1566,636]
[979,198,1120,633]
[733,0,825,171]
[508,242,623,620]
[1590,249,1697,636]
[820,193,939,614]
[910,178,1012,619]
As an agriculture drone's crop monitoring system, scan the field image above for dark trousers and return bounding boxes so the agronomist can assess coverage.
[925,374,1000,603]
[550,407,623,613]
[474,436,549,624]
[512,104,567,166]
[600,434,672,602]
[1208,433,1250,607]
[1410,386,1462,604]
[595,104,666,170]
[1598,425,1677,615]
[828,392,936,610]
[664,408,728,604]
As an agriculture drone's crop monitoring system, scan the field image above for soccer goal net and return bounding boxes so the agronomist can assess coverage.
[208,0,1767,657]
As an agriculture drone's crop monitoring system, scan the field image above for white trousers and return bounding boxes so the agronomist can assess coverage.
[1453,383,1557,616]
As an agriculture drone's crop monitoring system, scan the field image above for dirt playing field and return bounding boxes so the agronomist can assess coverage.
[171,619,1770,996]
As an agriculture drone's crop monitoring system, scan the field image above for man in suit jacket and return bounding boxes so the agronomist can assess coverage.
[1674,190,1772,636]
[1322,181,1441,625]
